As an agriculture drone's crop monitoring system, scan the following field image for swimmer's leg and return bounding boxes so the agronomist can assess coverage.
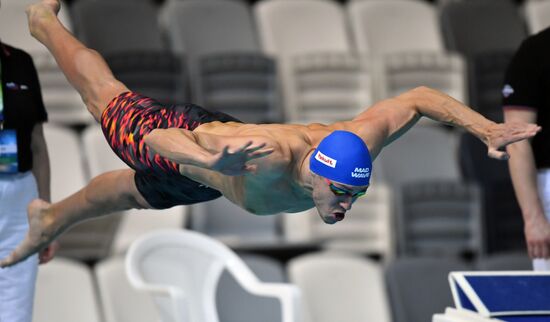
[0,169,150,267]
[26,0,129,121]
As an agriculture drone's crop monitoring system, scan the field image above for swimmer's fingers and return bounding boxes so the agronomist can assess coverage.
[231,142,271,157]
[486,122,541,160]
[489,123,541,149]
[220,146,230,156]
[232,141,254,154]
[248,147,275,160]
[504,124,541,145]
[227,141,270,155]
[212,144,260,175]
[220,141,252,155]
[243,142,267,153]
[248,142,266,149]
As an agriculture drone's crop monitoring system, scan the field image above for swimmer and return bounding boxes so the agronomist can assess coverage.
[0,0,541,267]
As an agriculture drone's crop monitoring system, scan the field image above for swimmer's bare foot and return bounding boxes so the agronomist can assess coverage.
[0,199,58,268]
[26,0,61,40]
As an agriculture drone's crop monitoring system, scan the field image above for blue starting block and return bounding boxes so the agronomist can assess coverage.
[445,271,550,322]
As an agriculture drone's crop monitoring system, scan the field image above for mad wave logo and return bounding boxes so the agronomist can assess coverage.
[315,151,337,168]
[502,84,514,98]
[351,167,370,178]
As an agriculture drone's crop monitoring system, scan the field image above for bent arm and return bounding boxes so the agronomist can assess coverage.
[144,128,216,168]
[144,128,277,175]
[359,86,540,159]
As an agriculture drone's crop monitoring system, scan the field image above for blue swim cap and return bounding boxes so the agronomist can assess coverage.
[309,130,372,186]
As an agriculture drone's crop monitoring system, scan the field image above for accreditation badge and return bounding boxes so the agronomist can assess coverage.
[0,129,18,173]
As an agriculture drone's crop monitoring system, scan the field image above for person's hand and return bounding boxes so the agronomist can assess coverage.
[208,141,274,176]
[0,199,57,268]
[525,215,550,259]
[485,122,541,160]
[38,240,60,264]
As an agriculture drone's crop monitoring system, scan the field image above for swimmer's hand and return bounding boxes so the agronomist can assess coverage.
[0,199,58,268]
[485,122,541,160]
[209,141,274,175]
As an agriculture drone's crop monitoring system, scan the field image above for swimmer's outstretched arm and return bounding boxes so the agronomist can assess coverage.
[354,86,541,160]
[145,129,276,175]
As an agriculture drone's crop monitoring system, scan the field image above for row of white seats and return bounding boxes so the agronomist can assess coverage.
[30,245,403,322]
[0,0,465,125]
[57,0,550,125]
[168,0,465,123]
[33,229,532,322]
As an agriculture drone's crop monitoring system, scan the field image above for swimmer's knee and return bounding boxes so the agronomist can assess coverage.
[86,170,149,210]
[115,170,150,209]
[124,172,152,209]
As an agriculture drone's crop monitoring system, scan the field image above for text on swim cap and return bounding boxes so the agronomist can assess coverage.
[315,151,337,168]
[351,167,370,178]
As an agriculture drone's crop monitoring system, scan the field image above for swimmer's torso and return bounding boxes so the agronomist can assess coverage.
[101,92,383,211]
